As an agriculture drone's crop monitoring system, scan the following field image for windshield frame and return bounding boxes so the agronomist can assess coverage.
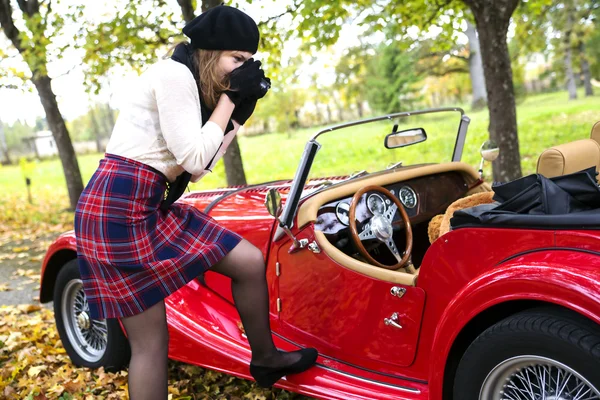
[277,107,470,235]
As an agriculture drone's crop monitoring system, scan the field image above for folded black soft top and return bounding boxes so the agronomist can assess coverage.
[451,167,600,230]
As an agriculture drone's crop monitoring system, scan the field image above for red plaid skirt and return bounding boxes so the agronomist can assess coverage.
[74,154,242,319]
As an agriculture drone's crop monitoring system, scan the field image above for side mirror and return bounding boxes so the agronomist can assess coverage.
[478,140,500,179]
[385,127,427,149]
[264,188,283,219]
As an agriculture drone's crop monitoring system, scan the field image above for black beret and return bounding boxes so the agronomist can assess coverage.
[183,5,260,54]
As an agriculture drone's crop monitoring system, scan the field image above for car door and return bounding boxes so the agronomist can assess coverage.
[276,226,426,372]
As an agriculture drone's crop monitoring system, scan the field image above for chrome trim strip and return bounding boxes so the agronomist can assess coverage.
[318,364,422,394]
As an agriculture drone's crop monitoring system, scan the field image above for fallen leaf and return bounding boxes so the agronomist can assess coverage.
[17,304,41,314]
[28,365,48,378]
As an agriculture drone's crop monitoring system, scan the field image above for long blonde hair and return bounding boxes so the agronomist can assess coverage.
[166,43,230,110]
[194,49,230,109]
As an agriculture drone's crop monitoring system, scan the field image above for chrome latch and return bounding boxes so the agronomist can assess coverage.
[390,286,406,298]
[308,241,321,254]
[384,312,403,329]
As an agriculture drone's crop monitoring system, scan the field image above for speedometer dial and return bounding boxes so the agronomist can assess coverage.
[399,186,417,209]
[367,194,386,215]
[336,201,350,225]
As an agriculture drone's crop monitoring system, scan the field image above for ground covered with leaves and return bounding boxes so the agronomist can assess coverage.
[0,195,311,399]
[0,306,313,399]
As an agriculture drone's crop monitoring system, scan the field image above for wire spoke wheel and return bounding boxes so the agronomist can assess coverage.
[61,278,107,363]
[481,355,600,400]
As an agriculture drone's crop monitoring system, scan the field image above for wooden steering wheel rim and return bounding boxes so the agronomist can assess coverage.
[348,185,413,270]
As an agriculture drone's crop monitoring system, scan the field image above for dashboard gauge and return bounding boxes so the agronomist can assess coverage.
[399,186,417,209]
[335,201,351,226]
[367,194,386,215]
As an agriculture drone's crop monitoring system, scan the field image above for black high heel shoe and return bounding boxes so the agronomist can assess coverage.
[250,348,318,388]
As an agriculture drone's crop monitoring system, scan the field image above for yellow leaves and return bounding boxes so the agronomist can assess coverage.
[0,305,311,400]
[17,304,41,314]
[12,246,30,253]
[27,365,47,378]
[0,284,11,292]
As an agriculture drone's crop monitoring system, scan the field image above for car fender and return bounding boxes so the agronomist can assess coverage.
[428,249,600,398]
[39,231,77,303]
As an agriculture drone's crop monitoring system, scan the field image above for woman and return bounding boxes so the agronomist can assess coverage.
[74,5,317,399]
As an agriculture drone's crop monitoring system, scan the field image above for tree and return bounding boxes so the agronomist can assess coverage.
[0,120,12,164]
[295,0,524,181]
[366,42,423,114]
[0,0,84,209]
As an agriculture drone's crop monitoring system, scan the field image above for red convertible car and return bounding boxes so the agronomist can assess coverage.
[40,108,600,399]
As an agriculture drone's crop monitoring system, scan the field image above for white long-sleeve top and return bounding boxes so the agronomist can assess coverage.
[106,58,233,183]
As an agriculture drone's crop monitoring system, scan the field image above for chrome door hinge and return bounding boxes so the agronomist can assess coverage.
[308,241,321,254]
[277,298,282,312]
[390,286,406,298]
[276,262,281,276]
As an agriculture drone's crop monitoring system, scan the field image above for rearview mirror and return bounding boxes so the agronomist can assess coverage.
[264,188,283,219]
[385,127,427,149]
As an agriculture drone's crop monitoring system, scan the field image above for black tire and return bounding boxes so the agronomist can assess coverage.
[53,259,130,371]
[453,308,600,400]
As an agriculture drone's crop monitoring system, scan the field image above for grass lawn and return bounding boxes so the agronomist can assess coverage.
[0,89,598,229]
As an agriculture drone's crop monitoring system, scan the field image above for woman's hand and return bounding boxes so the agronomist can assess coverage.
[225,59,266,106]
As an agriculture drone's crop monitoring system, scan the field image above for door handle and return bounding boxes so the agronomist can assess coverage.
[384,312,403,329]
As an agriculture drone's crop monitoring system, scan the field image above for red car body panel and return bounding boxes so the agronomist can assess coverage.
[40,179,600,399]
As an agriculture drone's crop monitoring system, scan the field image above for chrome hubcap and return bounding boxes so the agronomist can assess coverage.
[480,355,600,400]
[61,279,108,363]
[77,311,91,330]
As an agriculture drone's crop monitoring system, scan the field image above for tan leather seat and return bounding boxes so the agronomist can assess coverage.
[537,122,600,183]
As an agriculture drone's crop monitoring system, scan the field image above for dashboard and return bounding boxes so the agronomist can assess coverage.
[315,172,469,235]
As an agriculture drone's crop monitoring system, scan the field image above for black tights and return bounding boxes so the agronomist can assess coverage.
[121,239,299,399]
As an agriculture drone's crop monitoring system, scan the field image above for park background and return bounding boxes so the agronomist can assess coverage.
[0,0,599,398]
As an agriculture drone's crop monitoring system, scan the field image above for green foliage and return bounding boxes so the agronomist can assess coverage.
[3,90,595,213]
[79,0,182,92]
[365,43,423,114]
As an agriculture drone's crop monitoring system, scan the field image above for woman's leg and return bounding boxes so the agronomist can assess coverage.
[210,239,301,367]
[120,300,169,400]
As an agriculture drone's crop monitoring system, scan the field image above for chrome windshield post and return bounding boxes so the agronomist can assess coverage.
[274,139,321,241]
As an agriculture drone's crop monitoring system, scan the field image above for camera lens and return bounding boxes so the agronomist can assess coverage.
[259,79,271,96]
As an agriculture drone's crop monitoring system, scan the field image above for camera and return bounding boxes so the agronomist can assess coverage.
[259,78,271,97]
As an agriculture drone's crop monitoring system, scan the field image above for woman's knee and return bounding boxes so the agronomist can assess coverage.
[233,242,265,281]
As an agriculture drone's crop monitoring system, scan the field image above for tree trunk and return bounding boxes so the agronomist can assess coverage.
[90,107,102,153]
[104,102,116,135]
[464,0,522,183]
[579,42,594,97]
[202,0,221,13]
[564,6,577,100]
[223,137,247,186]
[0,121,12,165]
[177,0,196,23]
[356,100,364,118]
[465,20,487,110]
[33,75,84,209]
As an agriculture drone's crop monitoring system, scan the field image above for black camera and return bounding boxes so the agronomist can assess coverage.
[259,78,271,97]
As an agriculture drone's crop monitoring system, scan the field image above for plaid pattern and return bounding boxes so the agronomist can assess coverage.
[74,154,242,319]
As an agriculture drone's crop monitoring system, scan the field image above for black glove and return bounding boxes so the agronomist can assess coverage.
[231,77,271,125]
[225,59,266,106]
[232,98,257,125]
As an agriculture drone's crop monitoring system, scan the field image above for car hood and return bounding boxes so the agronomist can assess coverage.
[178,176,347,256]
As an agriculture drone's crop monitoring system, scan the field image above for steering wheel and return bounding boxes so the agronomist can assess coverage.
[348,185,413,270]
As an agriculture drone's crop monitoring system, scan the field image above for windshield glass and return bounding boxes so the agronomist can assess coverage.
[306,109,465,182]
